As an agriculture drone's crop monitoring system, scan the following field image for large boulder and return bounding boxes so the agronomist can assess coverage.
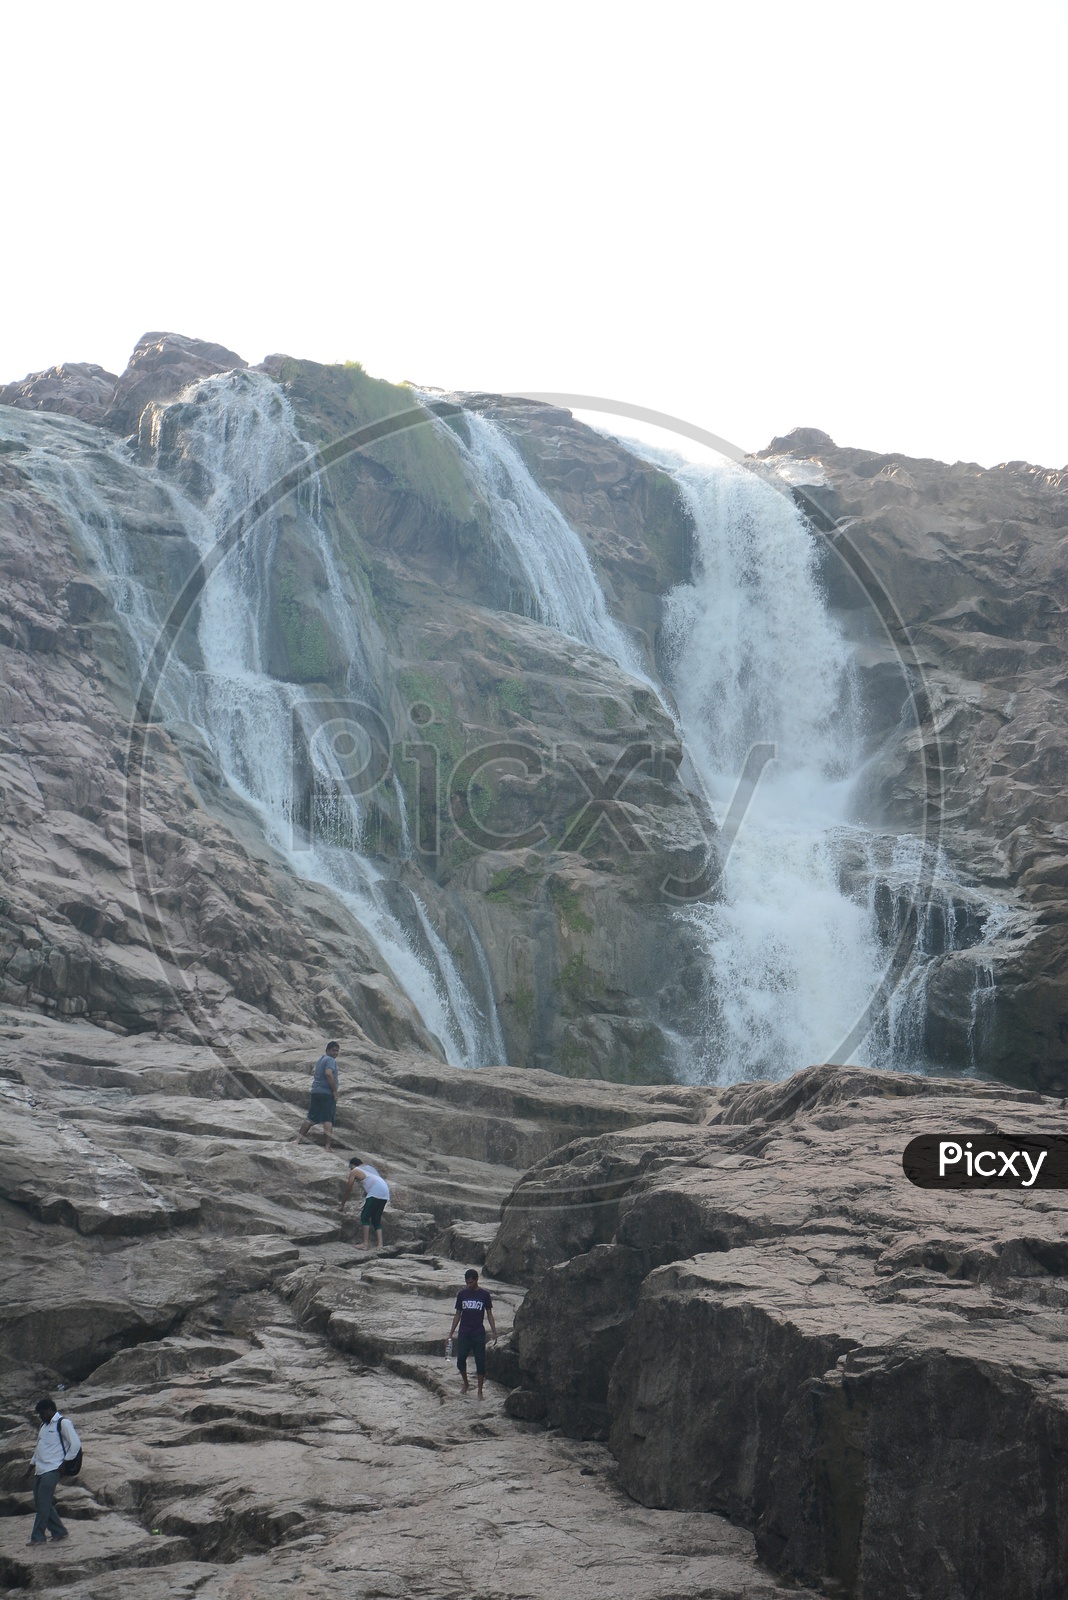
[103,331,247,438]
[498,1063,1068,1599]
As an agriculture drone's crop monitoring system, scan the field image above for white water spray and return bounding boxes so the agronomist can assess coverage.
[659,456,885,1080]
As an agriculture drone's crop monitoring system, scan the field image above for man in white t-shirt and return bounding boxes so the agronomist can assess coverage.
[27,1398,81,1545]
[338,1158,390,1249]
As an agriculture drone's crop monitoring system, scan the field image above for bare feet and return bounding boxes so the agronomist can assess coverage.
[460,1379,470,1395]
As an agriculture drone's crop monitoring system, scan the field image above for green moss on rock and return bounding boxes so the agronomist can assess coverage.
[498,678,533,720]
[550,878,594,934]
[555,950,603,1002]
[512,986,535,1028]
[274,356,475,526]
[487,866,542,905]
[269,528,347,685]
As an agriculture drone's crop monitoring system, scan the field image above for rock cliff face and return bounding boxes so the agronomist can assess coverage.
[3,336,1068,1091]
[0,339,709,1083]
[754,432,1068,1091]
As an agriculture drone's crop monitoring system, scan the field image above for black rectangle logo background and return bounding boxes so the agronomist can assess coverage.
[902,1135,1068,1188]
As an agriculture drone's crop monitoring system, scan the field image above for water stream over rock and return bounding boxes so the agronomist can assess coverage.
[0,347,1031,1082]
[10,376,501,1067]
[453,414,1009,1080]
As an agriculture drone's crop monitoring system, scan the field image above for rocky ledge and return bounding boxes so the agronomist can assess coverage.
[1,1016,1065,1599]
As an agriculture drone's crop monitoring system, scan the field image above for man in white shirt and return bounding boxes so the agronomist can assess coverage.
[27,1398,80,1545]
[338,1158,390,1249]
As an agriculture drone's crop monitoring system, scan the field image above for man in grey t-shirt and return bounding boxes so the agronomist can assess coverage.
[292,1041,340,1150]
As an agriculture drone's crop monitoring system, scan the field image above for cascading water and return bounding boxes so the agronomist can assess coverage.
[651,444,1014,1081]
[448,409,887,1077]
[456,407,1007,1082]
[166,372,503,1067]
[451,407,647,678]
[8,374,1010,1083]
[858,833,1015,1072]
[17,374,502,1068]
[657,454,887,1080]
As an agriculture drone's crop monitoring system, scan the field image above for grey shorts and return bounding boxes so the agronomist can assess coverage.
[306,1091,336,1125]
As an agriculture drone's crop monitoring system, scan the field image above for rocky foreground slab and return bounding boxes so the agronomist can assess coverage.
[1,1015,1065,1598]
[0,1013,801,1599]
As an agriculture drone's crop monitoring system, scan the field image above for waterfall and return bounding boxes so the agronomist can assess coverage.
[654,447,1020,1082]
[459,407,994,1081]
[448,409,891,1078]
[654,456,885,1079]
[8,375,1011,1083]
[858,833,1015,1073]
[153,371,502,1066]
[8,412,185,710]
[452,408,647,678]
[16,375,502,1068]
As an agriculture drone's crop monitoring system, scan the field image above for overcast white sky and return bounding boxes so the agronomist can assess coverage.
[2,2,1064,467]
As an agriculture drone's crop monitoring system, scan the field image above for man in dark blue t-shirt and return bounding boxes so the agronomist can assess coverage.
[447,1269,498,1398]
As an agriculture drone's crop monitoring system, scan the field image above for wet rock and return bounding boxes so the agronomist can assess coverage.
[0,1078,199,1235]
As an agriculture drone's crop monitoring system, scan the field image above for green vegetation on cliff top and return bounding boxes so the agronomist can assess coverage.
[274,356,475,526]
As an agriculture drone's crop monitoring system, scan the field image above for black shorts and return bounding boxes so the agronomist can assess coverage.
[360,1196,387,1228]
[456,1333,486,1375]
[306,1091,336,1125]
